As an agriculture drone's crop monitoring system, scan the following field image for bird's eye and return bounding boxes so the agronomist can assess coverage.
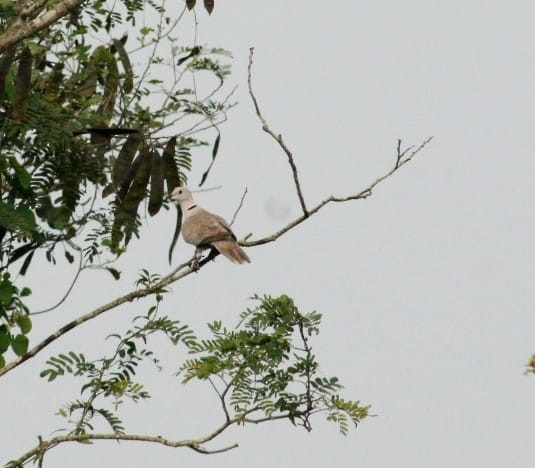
[178,189,182,194]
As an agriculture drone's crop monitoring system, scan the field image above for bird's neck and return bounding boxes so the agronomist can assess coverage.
[181,201,198,216]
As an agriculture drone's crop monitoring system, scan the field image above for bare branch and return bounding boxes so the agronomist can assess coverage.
[229,187,248,226]
[11,430,239,465]
[31,245,84,316]
[0,257,196,377]
[247,48,308,216]
[242,136,433,247]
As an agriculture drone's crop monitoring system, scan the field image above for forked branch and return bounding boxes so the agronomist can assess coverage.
[248,48,308,216]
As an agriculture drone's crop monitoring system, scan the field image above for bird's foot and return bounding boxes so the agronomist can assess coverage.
[190,249,203,271]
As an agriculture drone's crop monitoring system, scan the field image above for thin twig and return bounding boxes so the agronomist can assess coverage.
[242,136,434,247]
[247,48,308,216]
[30,246,84,316]
[229,187,248,226]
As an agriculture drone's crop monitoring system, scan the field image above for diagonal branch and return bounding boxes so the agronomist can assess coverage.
[247,48,308,216]
[0,257,195,377]
[242,136,433,247]
[0,137,431,379]
[11,429,239,466]
[229,187,248,226]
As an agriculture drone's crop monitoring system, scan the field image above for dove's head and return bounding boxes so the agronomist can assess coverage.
[170,186,193,206]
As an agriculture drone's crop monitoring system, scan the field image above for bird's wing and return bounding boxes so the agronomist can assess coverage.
[182,208,235,246]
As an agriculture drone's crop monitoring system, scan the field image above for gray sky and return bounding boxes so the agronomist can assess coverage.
[2,1,534,467]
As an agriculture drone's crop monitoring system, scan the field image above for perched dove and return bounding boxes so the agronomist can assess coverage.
[170,187,250,265]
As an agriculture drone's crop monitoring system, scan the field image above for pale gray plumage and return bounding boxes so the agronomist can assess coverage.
[170,187,250,264]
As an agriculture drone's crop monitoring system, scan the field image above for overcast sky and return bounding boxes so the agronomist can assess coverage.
[2,1,534,467]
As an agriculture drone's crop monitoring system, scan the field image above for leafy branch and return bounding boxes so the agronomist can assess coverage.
[8,295,367,465]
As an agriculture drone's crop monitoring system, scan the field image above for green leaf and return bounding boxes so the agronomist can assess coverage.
[17,314,32,334]
[11,334,29,356]
[0,201,36,232]
[19,250,35,276]
[0,279,15,306]
[64,250,75,263]
[199,132,220,186]
[0,327,10,353]
[0,354,5,369]
[9,156,32,193]
[105,267,121,280]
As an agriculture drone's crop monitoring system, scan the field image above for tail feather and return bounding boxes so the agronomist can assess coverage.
[212,240,250,264]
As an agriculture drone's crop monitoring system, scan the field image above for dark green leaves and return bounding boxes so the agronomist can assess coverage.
[12,46,32,123]
[11,334,28,356]
[180,295,369,434]
[111,37,133,93]
[161,136,180,194]
[103,131,142,197]
[168,206,182,264]
[0,201,36,233]
[148,150,164,216]
[0,326,10,353]
[0,46,15,102]
[199,132,220,186]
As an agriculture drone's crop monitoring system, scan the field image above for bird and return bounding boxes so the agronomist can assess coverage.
[170,187,250,267]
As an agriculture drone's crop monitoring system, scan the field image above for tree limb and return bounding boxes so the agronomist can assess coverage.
[10,429,239,466]
[242,136,433,247]
[248,47,308,216]
[0,0,86,54]
[0,136,431,378]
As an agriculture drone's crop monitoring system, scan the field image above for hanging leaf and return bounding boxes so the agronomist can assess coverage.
[16,314,32,334]
[87,128,110,183]
[121,147,151,245]
[168,206,183,264]
[186,0,196,10]
[148,150,164,216]
[103,131,142,197]
[122,146,152,216]
[112,38,134,93]
[78,46,104,99]
[11,46,32,123]
[0,326,10,353]
[117,148,144,201]
[204,0,214,14]
[0,47,15,102]
[19,250,35,276]
[97,52,119,116]
[199,132,220,186]
[105,267,121,280]
[161,136,181,194]
[11,334,29,356]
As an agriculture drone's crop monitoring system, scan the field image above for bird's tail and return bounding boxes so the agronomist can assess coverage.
[212,240,250,264]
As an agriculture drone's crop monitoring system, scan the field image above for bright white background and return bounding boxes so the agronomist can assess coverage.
[2,1,534,467]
